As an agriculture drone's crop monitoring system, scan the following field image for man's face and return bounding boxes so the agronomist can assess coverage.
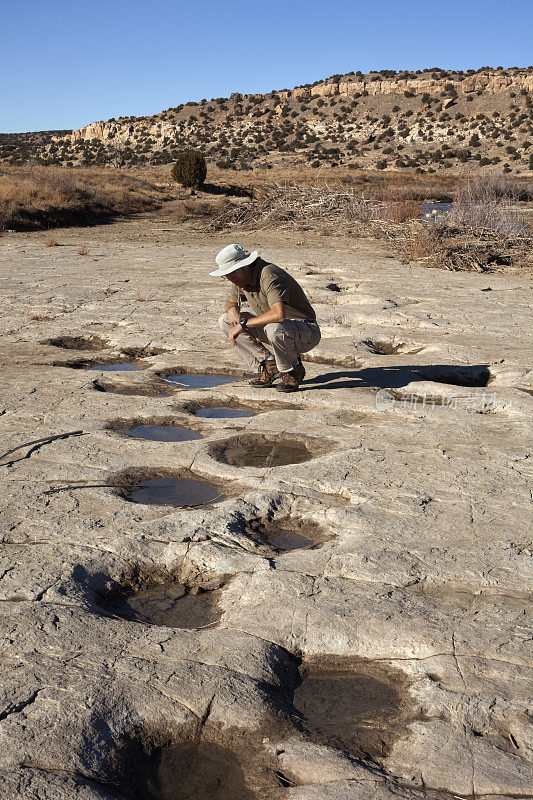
[225,265,250,287]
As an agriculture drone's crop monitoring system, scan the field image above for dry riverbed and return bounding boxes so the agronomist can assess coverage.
[0,212,532,799]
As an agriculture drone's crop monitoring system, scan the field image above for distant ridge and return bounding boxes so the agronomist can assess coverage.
[2,67,532,174]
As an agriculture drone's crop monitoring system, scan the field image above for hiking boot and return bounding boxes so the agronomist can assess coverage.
[249,359,280,388]
[276,360,306,393]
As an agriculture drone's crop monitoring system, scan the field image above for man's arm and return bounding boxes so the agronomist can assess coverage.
[225,298,241,327]
[228,302,285,346]
[244,301,285,328]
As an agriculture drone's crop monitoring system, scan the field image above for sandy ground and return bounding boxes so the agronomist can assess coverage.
[0,209,532,799]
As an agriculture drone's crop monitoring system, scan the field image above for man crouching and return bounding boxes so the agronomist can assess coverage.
[212,244,321,393]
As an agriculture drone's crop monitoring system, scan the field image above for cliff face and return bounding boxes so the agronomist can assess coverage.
[294,71,533,99]
[70,121,133,144]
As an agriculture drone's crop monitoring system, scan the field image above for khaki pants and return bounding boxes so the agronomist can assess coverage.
[218,313,321,373]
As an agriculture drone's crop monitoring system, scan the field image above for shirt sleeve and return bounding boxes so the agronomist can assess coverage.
[262,268,289,307]
[228,283,241,303]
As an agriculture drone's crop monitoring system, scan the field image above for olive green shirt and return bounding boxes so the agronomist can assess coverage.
[228,258,316,322]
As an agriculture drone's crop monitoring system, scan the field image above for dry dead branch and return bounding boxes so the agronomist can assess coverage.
[207,183,385,231]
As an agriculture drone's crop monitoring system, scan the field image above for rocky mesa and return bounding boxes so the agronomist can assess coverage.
[2,67,532,173]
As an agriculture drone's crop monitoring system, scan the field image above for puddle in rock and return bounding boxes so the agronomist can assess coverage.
[87,363,142,372]
[106,583,221,629]
[245,517,329,553]
[212,435,318,468]
[293,657,413,760]
[117,425,203,442]
[124,478,224,507]
[264,530,311,550]
[164,374,240,390]
[134,741,256,800]
[195,407,255,418]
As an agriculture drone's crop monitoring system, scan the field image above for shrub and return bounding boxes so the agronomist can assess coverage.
[170,150,207,188]
[450,175,526,234]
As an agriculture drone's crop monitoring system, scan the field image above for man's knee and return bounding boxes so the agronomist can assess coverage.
[218,313,229,331]
[264,322,288,344]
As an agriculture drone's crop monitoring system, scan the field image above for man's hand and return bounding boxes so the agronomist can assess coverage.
[226,306,241,327]
[228,323,243,346]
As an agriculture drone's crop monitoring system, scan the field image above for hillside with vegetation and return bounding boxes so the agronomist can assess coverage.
[2,67,532,174]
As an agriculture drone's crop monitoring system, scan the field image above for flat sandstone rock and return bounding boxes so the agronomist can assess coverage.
[0,223,531,799]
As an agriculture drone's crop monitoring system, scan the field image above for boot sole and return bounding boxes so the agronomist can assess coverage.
[249,372,281,388]
[276,384,301,393]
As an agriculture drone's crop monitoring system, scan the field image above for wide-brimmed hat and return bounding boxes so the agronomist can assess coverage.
[209,244,258,277]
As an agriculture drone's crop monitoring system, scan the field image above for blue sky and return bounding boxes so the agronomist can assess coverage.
[2,0,532,133]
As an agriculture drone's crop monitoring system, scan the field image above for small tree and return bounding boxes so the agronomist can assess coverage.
[171,150,207,188]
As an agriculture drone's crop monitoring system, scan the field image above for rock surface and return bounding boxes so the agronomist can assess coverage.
[0,220,532,799]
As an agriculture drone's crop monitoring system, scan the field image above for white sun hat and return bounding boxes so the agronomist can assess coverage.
[209,244,258,277]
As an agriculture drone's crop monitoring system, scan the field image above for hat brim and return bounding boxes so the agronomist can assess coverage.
[209,251,258,277]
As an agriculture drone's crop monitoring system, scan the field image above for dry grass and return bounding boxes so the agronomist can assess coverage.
[172,198,224,221]
[448,175,528,237]
[0,165,173,230]
[204,165,460,200]
[379,189,422,223]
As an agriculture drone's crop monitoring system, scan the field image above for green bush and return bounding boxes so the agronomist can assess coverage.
[171,150,207,188]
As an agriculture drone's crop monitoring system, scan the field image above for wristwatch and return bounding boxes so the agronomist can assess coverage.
[239,317,248,328]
